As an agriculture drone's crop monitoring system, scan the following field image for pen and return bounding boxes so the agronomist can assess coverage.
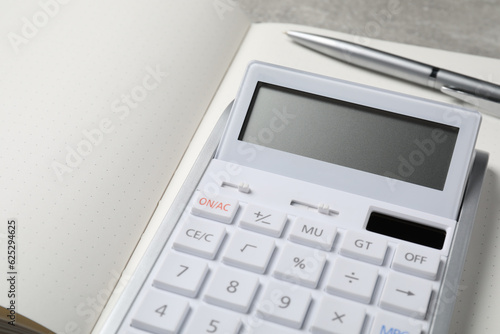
[286,30,500,117]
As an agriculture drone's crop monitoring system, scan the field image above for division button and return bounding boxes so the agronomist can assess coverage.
[326,257,378,304]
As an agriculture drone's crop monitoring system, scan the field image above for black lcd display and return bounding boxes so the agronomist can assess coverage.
[238,83,459,190]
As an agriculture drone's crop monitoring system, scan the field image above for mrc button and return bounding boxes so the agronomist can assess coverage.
[392,244,441,280]
[191,194,239,224]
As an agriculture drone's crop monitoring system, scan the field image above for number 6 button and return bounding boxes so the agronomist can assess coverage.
[183,304,242,334]
[204,266,259,313]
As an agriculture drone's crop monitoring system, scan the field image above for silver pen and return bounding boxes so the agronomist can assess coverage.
[287,30,500,117]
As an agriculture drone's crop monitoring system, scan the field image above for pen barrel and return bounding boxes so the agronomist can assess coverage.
[435,69,500,103]
[346,46,433,86]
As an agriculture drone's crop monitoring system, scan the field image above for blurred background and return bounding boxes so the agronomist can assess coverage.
[239,0,500,58]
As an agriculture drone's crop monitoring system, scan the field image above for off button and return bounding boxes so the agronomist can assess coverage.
[191,193,239,224]
[392,244,441,280]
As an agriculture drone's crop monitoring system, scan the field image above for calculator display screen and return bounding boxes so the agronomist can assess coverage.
[238,83,459,191]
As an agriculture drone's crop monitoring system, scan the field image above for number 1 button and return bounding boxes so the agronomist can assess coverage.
[131,290,189,334]
[183,305,242,334]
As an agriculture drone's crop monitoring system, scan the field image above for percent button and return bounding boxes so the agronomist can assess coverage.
[273,244,326,288]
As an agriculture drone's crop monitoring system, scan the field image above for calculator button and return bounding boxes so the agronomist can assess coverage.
[222,230,276,274]
[273,243,327,288]
[369,311,422,334]
[173,218,226,259]
[204,266,259,313]
[340,231,388,265]
[256,280,312,329]
[130,290,189,334]
[379,272,433,319]
[191,193,239,224]
[183,304,242,334]
[239,204,287,237]
[153,252,208,297]
[392,244,441,280]
[326,257,378,304]
[289,217,337,251]
[311,296,366,334]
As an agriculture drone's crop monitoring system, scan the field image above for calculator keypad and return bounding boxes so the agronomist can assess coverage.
[123,188,445,334]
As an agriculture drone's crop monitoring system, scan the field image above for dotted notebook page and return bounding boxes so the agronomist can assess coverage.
[0,1,248,333]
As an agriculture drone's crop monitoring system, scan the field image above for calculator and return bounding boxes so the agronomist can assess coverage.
[101,61,488,334]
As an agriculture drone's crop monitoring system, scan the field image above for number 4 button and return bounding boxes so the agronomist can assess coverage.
[131,290,189,334]
[183,304,242,334]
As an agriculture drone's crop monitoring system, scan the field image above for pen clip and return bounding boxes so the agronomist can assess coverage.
[441,86,500,118]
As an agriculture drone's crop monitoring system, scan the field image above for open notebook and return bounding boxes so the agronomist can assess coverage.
[1,1,499,333]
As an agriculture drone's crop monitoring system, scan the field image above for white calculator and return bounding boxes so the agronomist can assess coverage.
[101,61,488,334]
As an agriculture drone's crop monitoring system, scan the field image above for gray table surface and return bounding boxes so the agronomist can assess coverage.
[239,0,499,59]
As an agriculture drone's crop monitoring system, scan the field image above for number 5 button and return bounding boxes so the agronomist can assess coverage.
[183,305,242,334]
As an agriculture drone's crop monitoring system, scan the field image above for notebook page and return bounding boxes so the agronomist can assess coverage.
[0,1,249,332]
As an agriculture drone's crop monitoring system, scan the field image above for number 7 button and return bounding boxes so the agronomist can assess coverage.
[153,252,208,297]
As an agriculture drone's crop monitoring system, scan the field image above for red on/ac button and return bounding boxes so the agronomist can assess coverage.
[191,194,239,224]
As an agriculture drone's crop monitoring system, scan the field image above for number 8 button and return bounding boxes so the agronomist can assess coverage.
[204,266,259,313]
